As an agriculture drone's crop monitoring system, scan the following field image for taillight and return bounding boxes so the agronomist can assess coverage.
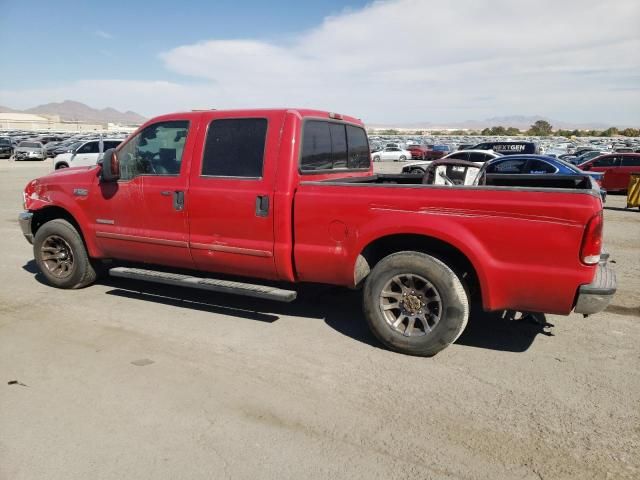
[580,212,603,265]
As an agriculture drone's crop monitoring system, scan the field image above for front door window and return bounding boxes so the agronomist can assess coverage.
[117,121,189,180]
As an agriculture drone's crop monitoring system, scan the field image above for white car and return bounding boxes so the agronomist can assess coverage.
[372,146,412,162]
[54,138,124,170]
[401,149,502,174]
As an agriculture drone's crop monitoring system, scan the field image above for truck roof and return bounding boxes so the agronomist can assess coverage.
[144,109,364,127]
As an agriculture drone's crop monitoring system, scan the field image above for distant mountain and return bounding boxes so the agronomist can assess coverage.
[0,105,20,113]
[369,115,614,131]
[0,100,146,125]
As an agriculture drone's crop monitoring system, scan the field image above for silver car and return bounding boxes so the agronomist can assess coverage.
[14,141,46,161]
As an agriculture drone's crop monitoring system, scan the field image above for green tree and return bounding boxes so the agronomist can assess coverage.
[528,120,553,136]
[505,127,521,136]
[621,128,640,137]
[601,127,619,137]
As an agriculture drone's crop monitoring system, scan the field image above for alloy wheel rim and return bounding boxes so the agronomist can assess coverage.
[40,235,75,279]
[379,274,442,337]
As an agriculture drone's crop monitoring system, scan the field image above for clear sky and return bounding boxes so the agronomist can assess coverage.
[1,0,638,125]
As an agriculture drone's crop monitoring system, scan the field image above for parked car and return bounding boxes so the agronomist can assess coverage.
[44,142,61,158]
[0,137,13,159]
[372,146,412,162]
[480,155,606,199]
[427,145,452,160]
[407,145,431,160]
[578,153,640,192]
[14,141,46,161]
[567,150,607,165]
[18,108,615,357]
[402,150,501,174]
[52,140,84,157]
[54,138,124,169]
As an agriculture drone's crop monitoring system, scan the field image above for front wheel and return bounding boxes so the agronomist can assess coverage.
[363,251,469,356]
[33,219,97,289]
[55,162,69,169]
[373,156,380,162]
[399,155,407,161]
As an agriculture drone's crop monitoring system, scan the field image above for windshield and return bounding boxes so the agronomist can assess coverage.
[19,142,41,148]
[0,138,11,145]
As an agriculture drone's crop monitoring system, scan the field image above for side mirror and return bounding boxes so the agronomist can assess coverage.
[101,148,120,181]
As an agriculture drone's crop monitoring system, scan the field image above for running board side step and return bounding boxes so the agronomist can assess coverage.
[109,267,297,302]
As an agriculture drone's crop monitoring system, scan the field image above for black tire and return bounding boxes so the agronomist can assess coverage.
[363,251,469,356]
[399,155,407,161]
[410,167,424,174]
[373,156,380,162]
[55,163,69,169]
[33,219,97,289]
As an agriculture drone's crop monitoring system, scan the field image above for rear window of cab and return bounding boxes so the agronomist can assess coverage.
[300,120,370,173]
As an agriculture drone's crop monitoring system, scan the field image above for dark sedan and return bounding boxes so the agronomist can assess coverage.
[0,137,13,159]
[481,154,606,199]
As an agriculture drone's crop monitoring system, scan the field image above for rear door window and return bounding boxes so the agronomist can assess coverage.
[621,156,640,167]
[201,118,268,177]
[526,160,557,174]
[592,156,617,167]
[103,140,122,150]
[487,159,528,173]
[78,141,99,154]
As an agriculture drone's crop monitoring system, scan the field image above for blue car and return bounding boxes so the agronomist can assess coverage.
[482,154,606,199]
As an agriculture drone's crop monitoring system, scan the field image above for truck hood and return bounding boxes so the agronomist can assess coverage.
[24,166,100,210]
[39,165,99,182]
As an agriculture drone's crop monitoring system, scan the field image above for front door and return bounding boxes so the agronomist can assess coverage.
[589,155,620,190]
[91,119,195,268]
[188,112,284,280]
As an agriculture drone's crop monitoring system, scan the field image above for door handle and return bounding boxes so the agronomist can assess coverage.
[255,195,269,217]
[173,191,184,211]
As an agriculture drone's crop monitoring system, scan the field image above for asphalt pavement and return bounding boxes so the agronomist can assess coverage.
[1,159,638,479]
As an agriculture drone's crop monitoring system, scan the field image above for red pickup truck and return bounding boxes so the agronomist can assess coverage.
[18,109,616,356]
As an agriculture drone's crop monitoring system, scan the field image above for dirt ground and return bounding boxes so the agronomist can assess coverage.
[1,159,638,480]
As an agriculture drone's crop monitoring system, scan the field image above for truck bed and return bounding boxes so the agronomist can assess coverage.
[316,173,595,190]
[294,174,602,314]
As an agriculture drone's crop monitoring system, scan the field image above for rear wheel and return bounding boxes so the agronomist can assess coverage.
[399,155,407,161]
[410,167,424,174]
[373,156,380,162]
[33,219,97,289]
[363,251,469,356]
[55,162,68,169]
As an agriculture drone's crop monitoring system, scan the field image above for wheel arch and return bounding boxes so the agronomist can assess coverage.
[30,206,99,257]
[355,233,485,308]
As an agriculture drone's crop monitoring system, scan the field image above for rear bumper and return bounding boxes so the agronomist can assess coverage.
[574,259,616,315]
[18,211,34,244]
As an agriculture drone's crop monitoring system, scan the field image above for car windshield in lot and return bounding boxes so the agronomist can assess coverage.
[19,142,41,148]
[0,138,11,145]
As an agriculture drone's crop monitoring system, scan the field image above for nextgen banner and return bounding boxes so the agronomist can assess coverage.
[472,142,539,155]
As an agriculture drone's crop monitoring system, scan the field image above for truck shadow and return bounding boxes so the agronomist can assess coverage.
[22,260,550,353]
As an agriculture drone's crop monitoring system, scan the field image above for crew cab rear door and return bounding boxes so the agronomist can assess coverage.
[188,111,285,280]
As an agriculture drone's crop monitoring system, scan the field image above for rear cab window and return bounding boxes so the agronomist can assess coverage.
[300,120,370,173]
